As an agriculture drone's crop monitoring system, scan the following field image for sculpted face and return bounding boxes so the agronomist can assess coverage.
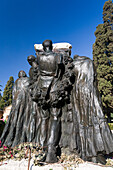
[27,55,35,66]
[42,40,53,52]
[18,70,27,78]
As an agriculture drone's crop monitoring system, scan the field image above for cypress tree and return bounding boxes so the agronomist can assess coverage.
[0,77,14,110]
[93,0,113,121]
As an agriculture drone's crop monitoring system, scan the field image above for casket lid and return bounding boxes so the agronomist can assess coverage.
[34,42,72,51]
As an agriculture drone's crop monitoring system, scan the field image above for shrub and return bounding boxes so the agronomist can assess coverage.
[108,123,113,130]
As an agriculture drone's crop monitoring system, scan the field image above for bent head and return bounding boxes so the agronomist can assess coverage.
[18,70,27,78]
[42,40,53,52]
[27,55,36,66]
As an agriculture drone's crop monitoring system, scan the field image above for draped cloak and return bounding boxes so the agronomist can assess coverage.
[60,55,113,161]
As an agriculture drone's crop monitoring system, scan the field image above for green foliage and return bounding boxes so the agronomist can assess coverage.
[108,123,113,130]
[93,0,113,118]
[0,84,2,101]
[0,77,14,110]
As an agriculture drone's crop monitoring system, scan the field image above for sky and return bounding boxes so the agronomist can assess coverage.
[0,0,108,92]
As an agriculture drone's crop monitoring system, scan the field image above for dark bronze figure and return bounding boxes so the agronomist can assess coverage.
[0,71,39,146]
[1,40,113,164]
[29,40,74,163]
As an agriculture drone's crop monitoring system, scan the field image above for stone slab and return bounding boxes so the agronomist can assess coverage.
[0,160,113,170]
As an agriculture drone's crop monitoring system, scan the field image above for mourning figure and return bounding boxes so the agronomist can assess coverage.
[29,40,74,162]
[1,40,113,164]
[0,71,39,147]
[60,55,113,164]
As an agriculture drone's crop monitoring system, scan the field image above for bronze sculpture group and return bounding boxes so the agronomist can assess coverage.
[1,40,113,164]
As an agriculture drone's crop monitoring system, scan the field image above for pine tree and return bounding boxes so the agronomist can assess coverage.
[93,0,113,121]
[0,77,14,110]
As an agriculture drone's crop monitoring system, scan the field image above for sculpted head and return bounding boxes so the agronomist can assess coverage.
[42,40,53,52]
[27,55,36,66]
[18,70,27,78]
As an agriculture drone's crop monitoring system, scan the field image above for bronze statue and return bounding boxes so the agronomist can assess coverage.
[0,71,39,147]
[29,40,71,163]
[1,40,113,164]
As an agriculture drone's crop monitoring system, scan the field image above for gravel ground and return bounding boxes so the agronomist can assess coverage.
[0,159,113,170]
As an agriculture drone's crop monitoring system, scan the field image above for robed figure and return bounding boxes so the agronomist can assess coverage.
[0,71,40,147]
[1,40,113,164]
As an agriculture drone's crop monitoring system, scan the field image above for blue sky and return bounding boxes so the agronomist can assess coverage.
[0,0,108,92]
